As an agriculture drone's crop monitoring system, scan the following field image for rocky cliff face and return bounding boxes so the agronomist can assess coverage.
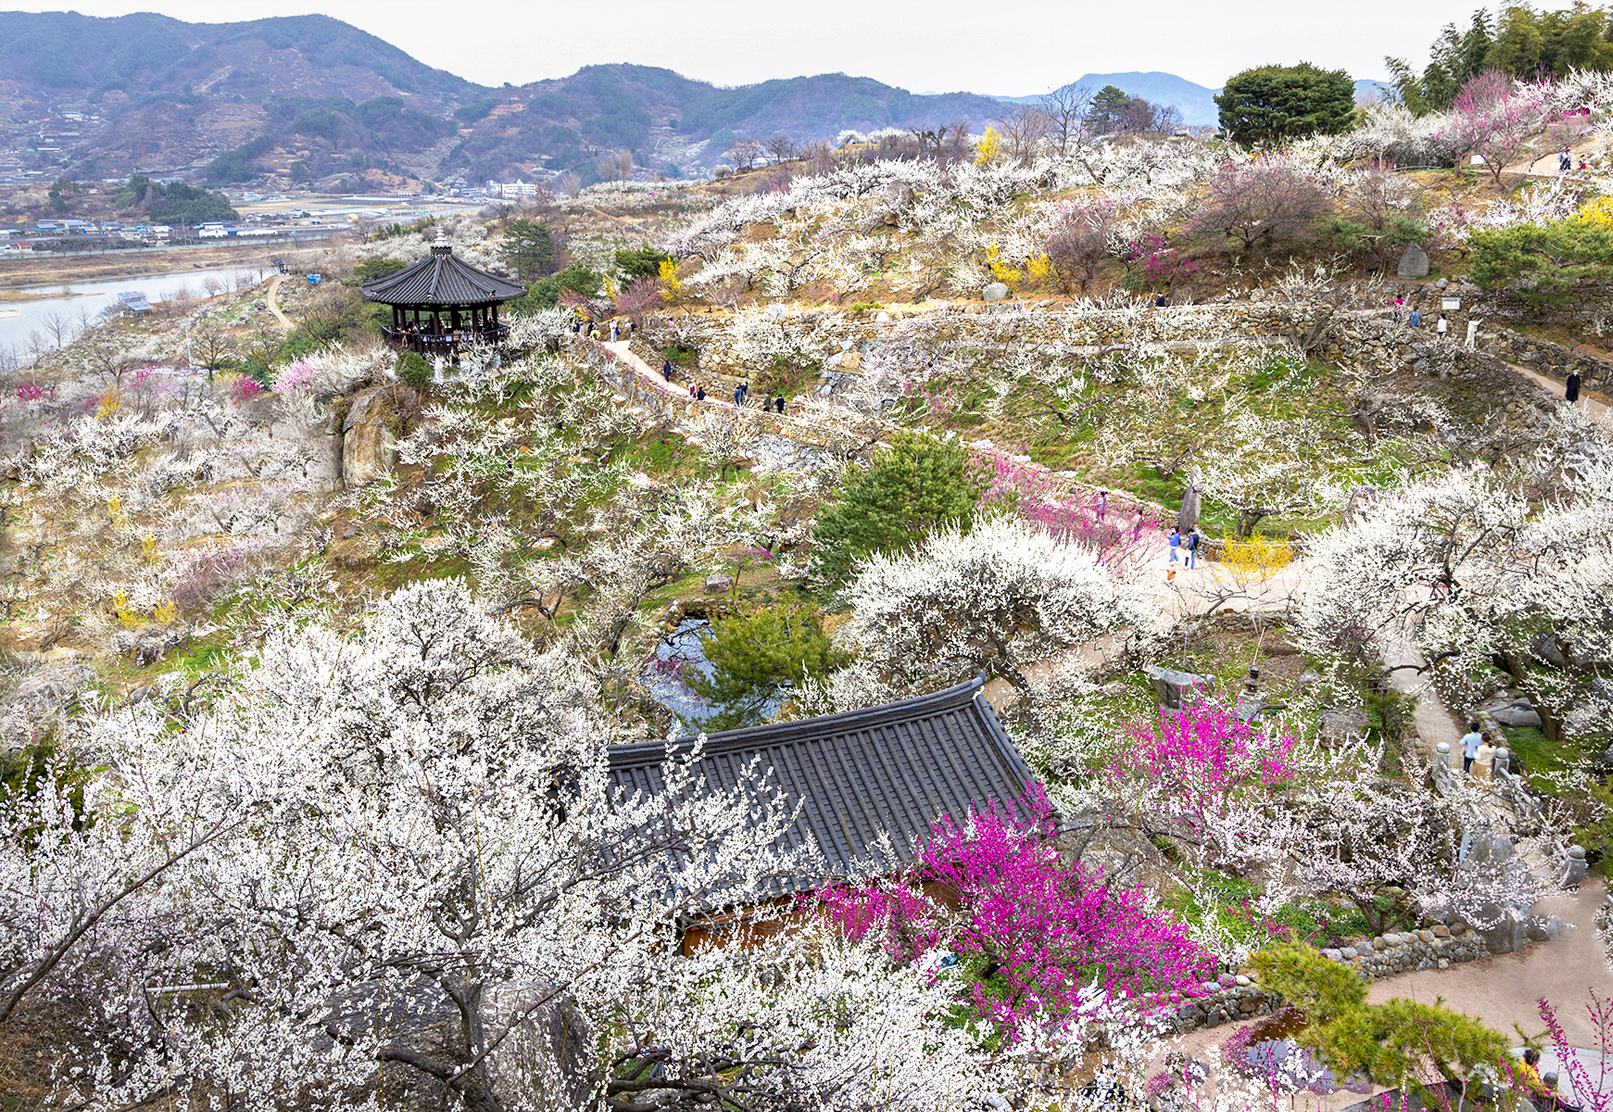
[340,384,418,487]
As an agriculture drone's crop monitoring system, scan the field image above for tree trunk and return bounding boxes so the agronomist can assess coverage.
[1500,650,1562,743]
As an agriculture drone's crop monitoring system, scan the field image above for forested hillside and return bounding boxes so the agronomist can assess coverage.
[0,12,1006,188]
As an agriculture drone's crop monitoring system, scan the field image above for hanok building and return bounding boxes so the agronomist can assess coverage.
[359,244,526,359]
[606,676,1036,950]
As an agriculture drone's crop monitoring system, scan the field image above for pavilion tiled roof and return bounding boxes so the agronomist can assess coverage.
[606,676,1036,884]
[359,245,526,306]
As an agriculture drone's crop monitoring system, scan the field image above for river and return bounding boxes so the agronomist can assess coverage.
[0,265,272,357]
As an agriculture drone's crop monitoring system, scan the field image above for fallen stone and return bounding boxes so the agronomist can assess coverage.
[1143,665,1213,710]
[983,282,1009,302]
[703,574,733,594]
[1493,704,1543,728]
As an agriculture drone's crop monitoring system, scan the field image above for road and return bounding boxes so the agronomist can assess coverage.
[265,273,293,329]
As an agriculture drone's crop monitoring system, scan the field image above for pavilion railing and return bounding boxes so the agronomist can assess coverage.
[382,324,509,355]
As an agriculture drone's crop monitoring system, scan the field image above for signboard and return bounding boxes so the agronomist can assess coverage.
[307,273,322,285]
[1441,298,1461,310]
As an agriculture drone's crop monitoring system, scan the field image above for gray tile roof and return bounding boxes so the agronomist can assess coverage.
[607,676,1036,882]
[359,245,527,307]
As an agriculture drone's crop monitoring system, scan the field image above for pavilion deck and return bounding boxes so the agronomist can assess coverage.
[381,323,509,355]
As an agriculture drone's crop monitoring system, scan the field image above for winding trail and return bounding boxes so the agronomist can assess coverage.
[1503,357,1612,420]
[265,273,292,329]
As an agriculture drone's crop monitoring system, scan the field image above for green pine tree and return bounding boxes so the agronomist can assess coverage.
[498,218,558,280]
[685,605,845,730]
[809,432,987,589]
[1216,62,1356,148]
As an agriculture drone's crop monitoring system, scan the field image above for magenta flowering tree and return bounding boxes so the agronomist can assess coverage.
[1108,700,1296,832]
[613,276,664,326]
[818,791,1216,1044]
[1534,993,1613,1112]
[1435,69,1549,184]
[1103,700,1303,893]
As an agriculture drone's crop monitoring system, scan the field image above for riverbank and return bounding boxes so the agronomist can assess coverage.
[0,239,336,287]
[0,288,84,302]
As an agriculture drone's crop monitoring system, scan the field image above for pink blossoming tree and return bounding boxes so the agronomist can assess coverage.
[818,791,1216,1045]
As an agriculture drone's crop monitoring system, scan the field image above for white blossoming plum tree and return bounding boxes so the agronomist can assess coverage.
[1294,462,1613,742]
[840,516,1148,692]
[0,580,989,1112]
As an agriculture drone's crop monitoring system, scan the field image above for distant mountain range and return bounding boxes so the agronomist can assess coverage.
[993,72,1391,126]
[0,12,1390,191]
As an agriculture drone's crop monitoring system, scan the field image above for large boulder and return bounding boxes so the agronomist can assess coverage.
[113,624,185,667]
[0,662,93,744]
[1143,665,1212,710]
[341,385,419,487]
[1397,244,1430,280]
[1475,903,1525,954]
[983,282,1010,303]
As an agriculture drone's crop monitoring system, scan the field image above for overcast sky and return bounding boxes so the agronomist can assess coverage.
[12,0,1486,93]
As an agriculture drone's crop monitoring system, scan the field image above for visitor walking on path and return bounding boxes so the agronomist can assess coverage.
[1168,527,1181,565]
[611,321,620,342]
[1096,490,1107,521]
[1408,308,1424,327]
[696,384,706,402]
[1186,528,1201,569]
[1437,313,1449,339]
[733,385,744,407]
[688,382,697,399]
[1461,722,1484,774]
[1474,736,1497,780]
[1567,371,1582,405]
[775,395,785,414]
[662,359,673,382]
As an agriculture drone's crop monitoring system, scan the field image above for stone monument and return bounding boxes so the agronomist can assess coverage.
[1177,467,1203,532]
[1397,243,1430,280]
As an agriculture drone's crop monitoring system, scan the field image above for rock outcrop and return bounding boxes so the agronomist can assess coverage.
[340,385,419,487]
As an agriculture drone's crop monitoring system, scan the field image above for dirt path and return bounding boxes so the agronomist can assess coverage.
[265,274,293,329]
[1504,358,1612,419]
[1380,622,1465,754]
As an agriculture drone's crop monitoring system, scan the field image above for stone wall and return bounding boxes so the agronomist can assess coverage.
[1170,924,1489,1034]
[627,301,1312,389]
[628,303,1563,427]
[1169,976,1280,1033]
[1477,330,1612,394]
[581,342,880,471]
[1320,925,1485,975]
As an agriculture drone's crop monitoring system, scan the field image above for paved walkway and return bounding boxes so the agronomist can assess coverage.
[1505,357,1612,420]
[1363,877,1613,1049]
[1171,881,1612,1109]
[265,273,292,329]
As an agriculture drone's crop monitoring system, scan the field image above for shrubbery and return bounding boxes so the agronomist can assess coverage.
[395,350,431,387]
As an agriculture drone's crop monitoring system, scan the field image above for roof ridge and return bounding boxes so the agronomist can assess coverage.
[607,676,987,768]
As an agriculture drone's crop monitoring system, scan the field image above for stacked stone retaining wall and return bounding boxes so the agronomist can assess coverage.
[1476,330,1613,395]
[628,304,1563,426]
[1171,924,1489,1034]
